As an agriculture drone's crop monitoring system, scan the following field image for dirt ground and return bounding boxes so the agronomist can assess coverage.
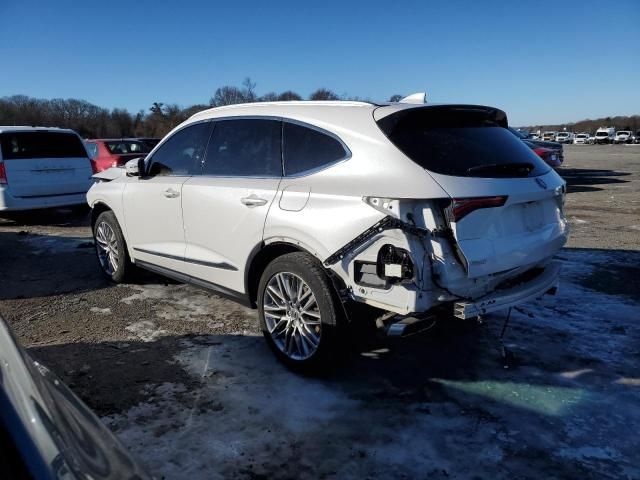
[1,145,639,479]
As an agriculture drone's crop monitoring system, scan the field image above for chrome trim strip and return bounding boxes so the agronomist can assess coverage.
[133,247,237,271]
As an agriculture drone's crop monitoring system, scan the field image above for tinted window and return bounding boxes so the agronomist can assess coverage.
[105,140,149,155]
[85,142,98,158]
[283,122,347,176]
[203,119,281,177]
[0,131,87,160]
[377,106,550,178]
[148,122,211,176]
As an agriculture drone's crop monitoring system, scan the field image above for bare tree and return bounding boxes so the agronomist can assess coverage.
[309,88,340,101]
[209,86,246,107]
[389,94,403,102]
[242,77,257,102]
[278,90,302,101]
[259,92,279,102]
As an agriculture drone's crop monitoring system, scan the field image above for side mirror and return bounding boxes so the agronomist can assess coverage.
[125,158,144,177]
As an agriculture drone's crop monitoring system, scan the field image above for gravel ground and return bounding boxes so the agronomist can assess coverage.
[1,144,639,479]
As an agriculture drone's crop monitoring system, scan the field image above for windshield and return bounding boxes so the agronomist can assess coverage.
[576,134,587,138]
[596,132,608,137]
[0,131,87,159]
[557,133,569,137]
[376,106,550,178]
[105,141,149,155]
[617,131,630,136]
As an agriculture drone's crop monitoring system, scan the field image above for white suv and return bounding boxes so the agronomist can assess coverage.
[87,101,568,369]
[0,127,93,211]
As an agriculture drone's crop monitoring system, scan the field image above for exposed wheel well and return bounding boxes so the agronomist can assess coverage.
[90,202,112,229]
[246,243,304,307]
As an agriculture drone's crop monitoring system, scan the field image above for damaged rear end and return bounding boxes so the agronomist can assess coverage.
[341,104,569,319]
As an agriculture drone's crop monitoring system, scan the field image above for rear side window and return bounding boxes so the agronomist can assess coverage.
[203,119,281,177]
[85,142,98,158]
[377,106,550,178]
[0,131,87,160]
[283,122,348,176]
[148,122,212,176]
[105,141,148,155]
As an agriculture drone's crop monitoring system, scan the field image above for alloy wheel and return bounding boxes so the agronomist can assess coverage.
[263,272,322,360]
[95,221,119,275]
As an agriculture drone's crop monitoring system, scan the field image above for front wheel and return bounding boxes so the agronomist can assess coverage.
[93,210,132,282]
[257,252,344,372]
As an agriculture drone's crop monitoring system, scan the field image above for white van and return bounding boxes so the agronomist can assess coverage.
[0,127,93,211]
[594,127,615,144]
[573,133,590,144]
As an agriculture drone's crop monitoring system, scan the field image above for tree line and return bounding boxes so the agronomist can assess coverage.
[2,79,637,139]
[0,78,392,139]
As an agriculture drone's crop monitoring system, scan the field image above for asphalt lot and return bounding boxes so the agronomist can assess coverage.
[1,144,639,479]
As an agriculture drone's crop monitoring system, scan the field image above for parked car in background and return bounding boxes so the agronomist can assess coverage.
[613,131,633,144]
[529,132,541,140]
[573,133,590,144]
[542,131,557,141]
[85,139,150,173]
[509,127,564,164]
[594,127,615,144]
[0,316,150,479]
[555,132,574,144]
[137,137,162,150]
[88,101,568,370]
[523,140,562,168]
[635,131,640,144]
[0,127,93,211]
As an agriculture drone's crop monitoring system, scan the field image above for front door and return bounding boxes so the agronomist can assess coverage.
[123,121,213,272]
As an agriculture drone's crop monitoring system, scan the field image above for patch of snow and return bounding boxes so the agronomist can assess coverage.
[90,307,111,315]
[125,320,167,342]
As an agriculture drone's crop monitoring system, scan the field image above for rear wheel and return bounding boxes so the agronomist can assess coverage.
[93,210,132,282]
[258,252,343,372]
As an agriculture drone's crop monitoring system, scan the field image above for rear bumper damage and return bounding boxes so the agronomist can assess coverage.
[452,261,561,319]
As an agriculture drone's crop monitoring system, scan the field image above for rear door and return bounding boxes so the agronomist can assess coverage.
[375,105,568,278]
[0,131,93,197]
[181,118,283,294]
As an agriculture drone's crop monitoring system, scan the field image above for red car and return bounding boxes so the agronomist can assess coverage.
[523,140,562,169]
[84,139,150,173]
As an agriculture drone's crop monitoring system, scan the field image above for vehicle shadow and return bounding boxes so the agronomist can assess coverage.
[0,230,109,300]
[558,167,631,193]
[0,206,91,228]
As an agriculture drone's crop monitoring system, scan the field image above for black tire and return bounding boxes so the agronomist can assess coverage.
[257,252,345,372]
[93,210,133,283]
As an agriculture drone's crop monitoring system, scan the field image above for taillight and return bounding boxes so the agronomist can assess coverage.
[450,196,508,222]
[533,148,548,159]
[0,162,7,184]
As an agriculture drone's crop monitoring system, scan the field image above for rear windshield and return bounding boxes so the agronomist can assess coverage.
[0,131,87,160]
[376,106,550,178]
[105,140,149,155]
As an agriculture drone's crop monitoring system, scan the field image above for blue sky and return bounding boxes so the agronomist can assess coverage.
[1,0,638,125]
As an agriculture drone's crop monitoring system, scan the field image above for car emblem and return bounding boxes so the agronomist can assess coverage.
[535,178,547,190]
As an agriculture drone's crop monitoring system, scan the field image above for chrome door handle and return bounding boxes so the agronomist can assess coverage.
[163,188,180,198]
[240,195,268,207]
